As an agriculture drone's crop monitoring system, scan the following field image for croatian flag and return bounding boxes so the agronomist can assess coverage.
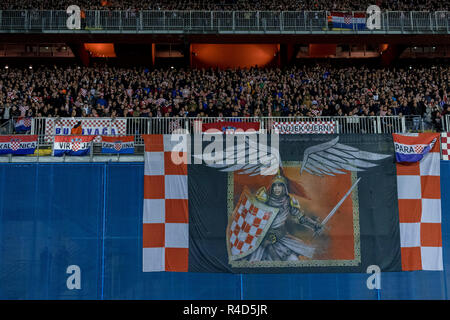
[331,12,366,30]
[0,135,38,155]
[101,136,135,154]
[15,117,32,133]
[393,133,438,163]
[53,135,95,156]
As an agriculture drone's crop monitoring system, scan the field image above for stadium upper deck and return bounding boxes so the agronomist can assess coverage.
[0,10,448,36]
[0,0,448,11]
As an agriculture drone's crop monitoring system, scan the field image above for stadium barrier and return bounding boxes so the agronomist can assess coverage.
[8,115,449,137]
[445,114,450,132]
[0,116,404,159]
[0,119,14,135]
[29,116,406,144]
[11,115,450,137]
[1,115,450,163]
[0,10,448,33]
[5,115,450,159]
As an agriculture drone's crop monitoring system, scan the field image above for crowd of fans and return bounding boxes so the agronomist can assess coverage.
[0,62,448,131]
[1,0,448,11]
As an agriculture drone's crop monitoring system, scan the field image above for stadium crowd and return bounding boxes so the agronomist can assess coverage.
[0,0,448,11]
[0,63,448,130]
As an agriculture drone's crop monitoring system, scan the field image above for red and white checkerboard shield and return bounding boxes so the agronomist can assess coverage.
[413,145,425,154]
[71,139,81,152]
[10,139,21,151]
[344,15,352,24]
[114,142,122,151]
[227,188,278,261]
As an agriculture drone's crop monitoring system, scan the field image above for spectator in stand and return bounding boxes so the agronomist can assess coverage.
[0,0,448,11]
[0,61,448,132]
[0,103,4,125]
[10,105,21,118]
[433,110,443,132]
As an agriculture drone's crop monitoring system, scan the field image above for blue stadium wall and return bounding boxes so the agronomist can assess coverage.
[0,161,449,300]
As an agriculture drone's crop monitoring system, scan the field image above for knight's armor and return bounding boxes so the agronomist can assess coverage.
[244,173,323,261]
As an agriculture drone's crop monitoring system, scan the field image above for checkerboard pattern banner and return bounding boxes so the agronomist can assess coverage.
[396,133,443,271]
[272,121,335,134]
[142,134,189,272]
[44,118,127,143]
[441,133,450,160]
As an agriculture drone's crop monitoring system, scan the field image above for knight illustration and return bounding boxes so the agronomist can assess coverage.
[240,170,325,262]
[196,136,390,264]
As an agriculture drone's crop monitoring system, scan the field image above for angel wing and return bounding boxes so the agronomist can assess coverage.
[300,136,391,177]
[193,136,281,176]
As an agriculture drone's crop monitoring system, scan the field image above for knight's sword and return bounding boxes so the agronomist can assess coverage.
[320,177,361,227]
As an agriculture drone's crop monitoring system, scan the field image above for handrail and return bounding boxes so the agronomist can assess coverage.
[2,116,448,160]
[445,114,450,132]
[8,115,450,140]
[25,116,407,143]
[0,119,14,134]
[0,10,448,33]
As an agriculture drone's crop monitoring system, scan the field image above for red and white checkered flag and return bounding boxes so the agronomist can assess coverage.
[114,142,122,151]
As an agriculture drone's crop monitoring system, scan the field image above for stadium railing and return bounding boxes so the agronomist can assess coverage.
[445,114,450,133]
[28,116,406,147]
[0,119,14,135]
[0,10,448,33]
[3,115,449,160]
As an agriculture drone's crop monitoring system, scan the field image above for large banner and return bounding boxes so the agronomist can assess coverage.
[273,121,335,134]
[0,135,37,155]
[394,133,443,271]
[142,134,410,273]
[44,118,127,143]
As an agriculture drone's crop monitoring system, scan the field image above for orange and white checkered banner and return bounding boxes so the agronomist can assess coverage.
[394,133,443,271]
[142,134,189,272]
